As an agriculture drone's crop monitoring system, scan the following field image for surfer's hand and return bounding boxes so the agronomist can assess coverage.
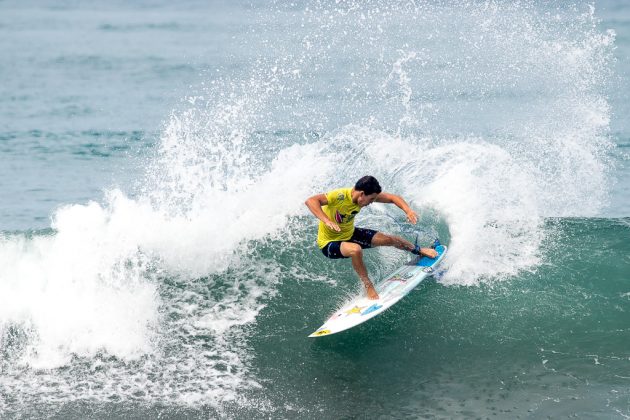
[325,219,341,232]
[406,210,418,224]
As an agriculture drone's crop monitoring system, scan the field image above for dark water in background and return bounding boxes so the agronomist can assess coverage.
[0,1,629,418]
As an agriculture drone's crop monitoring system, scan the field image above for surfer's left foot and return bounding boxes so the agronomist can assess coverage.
[366,285,380,300]
[411,245,438,259]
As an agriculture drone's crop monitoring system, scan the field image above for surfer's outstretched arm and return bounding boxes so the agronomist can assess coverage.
[375,192,418,224]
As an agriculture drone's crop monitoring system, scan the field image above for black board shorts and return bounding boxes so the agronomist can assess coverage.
[321,228,378,259]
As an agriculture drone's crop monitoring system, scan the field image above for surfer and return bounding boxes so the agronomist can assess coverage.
[305,175,438,300]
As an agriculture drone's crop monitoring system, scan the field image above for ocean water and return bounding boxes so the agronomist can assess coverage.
[0,0,628,418]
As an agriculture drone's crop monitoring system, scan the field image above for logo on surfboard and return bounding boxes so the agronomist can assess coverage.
[361,304,383,316]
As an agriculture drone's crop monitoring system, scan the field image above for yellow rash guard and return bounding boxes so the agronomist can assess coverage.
[317,187,362,249]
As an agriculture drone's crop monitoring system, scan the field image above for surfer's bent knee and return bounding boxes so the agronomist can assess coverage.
[341,242,362,258]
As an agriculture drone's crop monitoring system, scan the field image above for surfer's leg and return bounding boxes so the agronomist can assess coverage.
[371,232,438,258]
[340,242,379,300]
[371,232,414,250]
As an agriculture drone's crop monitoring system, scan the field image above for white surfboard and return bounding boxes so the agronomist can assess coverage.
[309,240,447,338]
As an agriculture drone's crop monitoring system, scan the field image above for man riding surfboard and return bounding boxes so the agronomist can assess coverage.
[305,175,438,300]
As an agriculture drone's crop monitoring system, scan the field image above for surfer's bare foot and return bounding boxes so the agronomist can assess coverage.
[366,285,379,300]
[420,247,438,258]
[411,245,438,258]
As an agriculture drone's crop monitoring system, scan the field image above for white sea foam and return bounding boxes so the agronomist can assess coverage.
[0,87,334,410]
[0,203,159,369]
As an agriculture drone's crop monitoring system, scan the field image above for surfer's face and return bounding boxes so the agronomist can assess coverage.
[357,192,379,207]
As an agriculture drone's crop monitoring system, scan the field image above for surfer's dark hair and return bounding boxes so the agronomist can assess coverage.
[355,175,382,196]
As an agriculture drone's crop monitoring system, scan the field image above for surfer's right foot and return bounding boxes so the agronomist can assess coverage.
[411,245,438,258]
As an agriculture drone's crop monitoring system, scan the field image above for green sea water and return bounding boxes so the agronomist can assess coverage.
[231,218,630,418]
[4,218,627,418]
